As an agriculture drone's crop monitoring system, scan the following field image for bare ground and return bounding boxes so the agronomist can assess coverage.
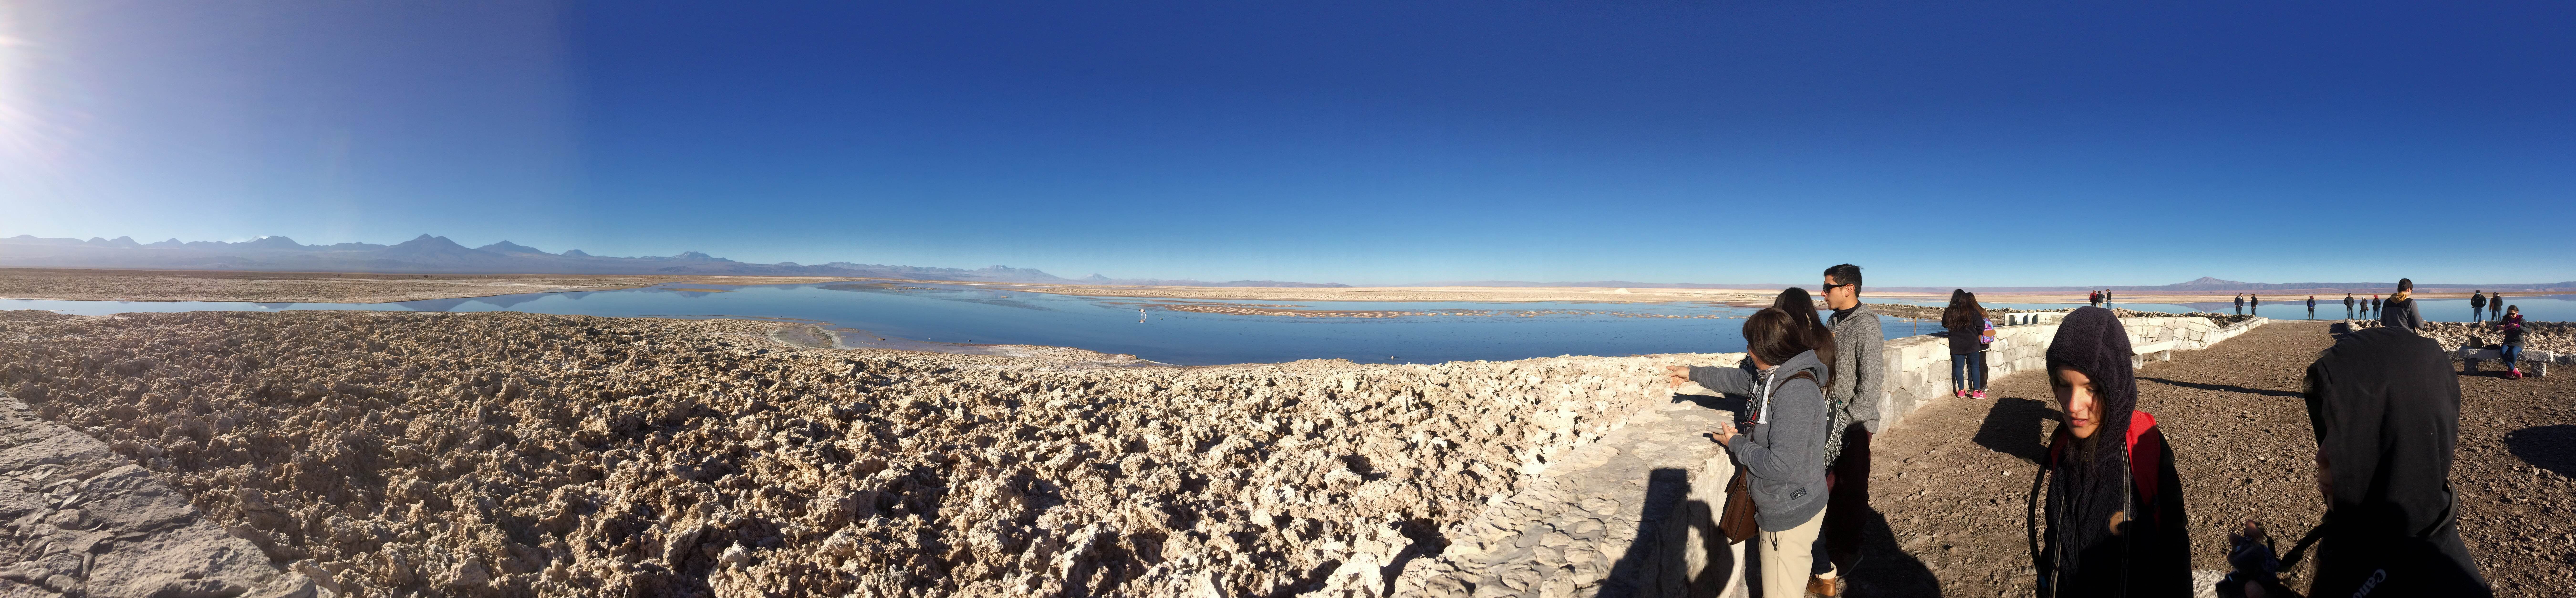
[1853,320,2576,597]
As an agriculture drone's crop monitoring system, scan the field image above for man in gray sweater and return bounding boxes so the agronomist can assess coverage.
[1814,263,1883,592]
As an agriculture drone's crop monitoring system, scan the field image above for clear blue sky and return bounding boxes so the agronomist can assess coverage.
[3,1,2570,286]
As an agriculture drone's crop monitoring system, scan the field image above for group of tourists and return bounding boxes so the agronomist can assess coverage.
[1664,268,2493,597]
[2340,293,2385,321]
[2086,289,2113,309]
[1665,264,1882,598]
[2233,293,2262,315]
[2470,290,2511,323]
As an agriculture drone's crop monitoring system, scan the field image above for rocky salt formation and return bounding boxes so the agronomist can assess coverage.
[0,395,314,598]
[0,310,1716,597]
[2411,320,2576,359]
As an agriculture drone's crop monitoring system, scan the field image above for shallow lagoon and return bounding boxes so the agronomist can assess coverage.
[9,284,2567,365]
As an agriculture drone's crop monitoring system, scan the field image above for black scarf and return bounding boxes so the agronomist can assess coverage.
[2040,307,2140,596]
[2299,327,2492,597]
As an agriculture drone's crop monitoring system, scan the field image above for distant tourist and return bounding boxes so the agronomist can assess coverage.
[2221,327,2491,597]
[2035,307,2192,596]
[2470,290,2487,323]
[2379,280,2424,332]
[2496,305,2527,379]
[2342,293,2356,320]
[2090,290,2102,307]
[2306,295,2316,320]
[1813,263,1882,593]
[1672,308,1833,598]
[2103,289,2114,310]
[1942,290,1993,399]
[2488,294,2504,322]
[2370,294,2381,317]
[2235,294,2245,315]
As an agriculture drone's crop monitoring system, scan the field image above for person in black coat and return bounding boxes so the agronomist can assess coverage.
[2031,307,2192,597]
[2221,327,2493,598]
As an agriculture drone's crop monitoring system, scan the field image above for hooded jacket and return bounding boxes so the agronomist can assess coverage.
[2379,291,2424,331]
[2299,327,2491,597]
[2035,307,2192,598]
[1828,303,1886,432]
[1689,349,1831,531]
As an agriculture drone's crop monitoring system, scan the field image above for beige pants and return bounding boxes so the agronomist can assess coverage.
[1757,508,1825,598]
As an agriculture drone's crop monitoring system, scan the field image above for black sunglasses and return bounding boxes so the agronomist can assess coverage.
[1822,283,1853,291]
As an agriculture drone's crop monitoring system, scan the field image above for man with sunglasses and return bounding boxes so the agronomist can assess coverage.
[1807,263,1883,596]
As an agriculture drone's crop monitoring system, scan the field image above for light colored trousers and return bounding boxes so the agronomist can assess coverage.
[1757,508,1825,598]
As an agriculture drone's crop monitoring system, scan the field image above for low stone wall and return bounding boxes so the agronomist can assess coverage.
[1389,359,1751,598]
[1870,316,2268,431]
[0,398,315,598]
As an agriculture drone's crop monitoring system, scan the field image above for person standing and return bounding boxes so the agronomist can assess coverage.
[2033,307,2193,597]
[2307,295,2317,320]
[2370,295,2381,318]
[2251,293,2261,315]
[1670,309,1833,598]
[2235,294,2245,315]
[2222,326,2493,597]
[2380,280,2425,332]
[2469,291,2487,323]
[2104,289,2114,310]
[2496,305,2527,379]
[2090,290,2102,307]
[1944,290,1994,399]
[1804,263,1884,593]
[2343,294,2356,320]
[2488,294,2504,322]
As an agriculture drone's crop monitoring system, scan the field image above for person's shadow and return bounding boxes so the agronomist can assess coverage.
[1601,467,1735,597]
[2507,425,2576,478]
[1973,396,2059,464]
[1843,501,1942,596]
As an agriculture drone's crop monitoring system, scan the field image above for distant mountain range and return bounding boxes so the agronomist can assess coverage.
[4,235,2564,292]
[0,234,1353,287]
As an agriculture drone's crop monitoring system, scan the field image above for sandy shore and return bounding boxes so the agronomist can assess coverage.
[0,268,865,304]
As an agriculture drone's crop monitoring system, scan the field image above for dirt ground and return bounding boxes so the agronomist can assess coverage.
[0,268,859,304]
[1849,320,2576,597]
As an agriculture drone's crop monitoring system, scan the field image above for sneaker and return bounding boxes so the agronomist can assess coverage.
[1953,389,1966,398]
[1972,390,1988,399]
[2509,369,2524,380]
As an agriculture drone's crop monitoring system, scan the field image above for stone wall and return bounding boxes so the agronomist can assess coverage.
[1870,316,2268,432]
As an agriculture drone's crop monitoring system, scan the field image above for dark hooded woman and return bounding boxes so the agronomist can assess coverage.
[1776,287,1867,593]
[1666,308,1833,598]
[2031,307,2192,597]
[2224,327,2493,598]
[2378,278,2425,331]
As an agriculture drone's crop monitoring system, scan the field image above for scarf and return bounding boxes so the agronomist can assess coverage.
[2388,290,2412,304]
[2040,306,2141,595]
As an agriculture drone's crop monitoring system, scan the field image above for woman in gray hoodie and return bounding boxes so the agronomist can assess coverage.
[1668,307,1833,598]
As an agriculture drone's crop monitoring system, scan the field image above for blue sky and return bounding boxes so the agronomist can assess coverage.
[2,1,2570,286]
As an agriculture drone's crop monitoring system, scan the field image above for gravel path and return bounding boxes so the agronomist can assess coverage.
[1848,320,2575,597]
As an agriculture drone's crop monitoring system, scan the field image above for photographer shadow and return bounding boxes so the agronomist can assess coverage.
[2506,425,2576,478]
[1972,396,2060,464]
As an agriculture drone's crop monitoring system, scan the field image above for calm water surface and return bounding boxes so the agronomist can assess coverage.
[10,285,2566,365]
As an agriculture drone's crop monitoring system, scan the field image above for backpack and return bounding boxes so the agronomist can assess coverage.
[1749,367,1844,464]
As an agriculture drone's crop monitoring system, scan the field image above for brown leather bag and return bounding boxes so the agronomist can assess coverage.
[1720,466,1757,543]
